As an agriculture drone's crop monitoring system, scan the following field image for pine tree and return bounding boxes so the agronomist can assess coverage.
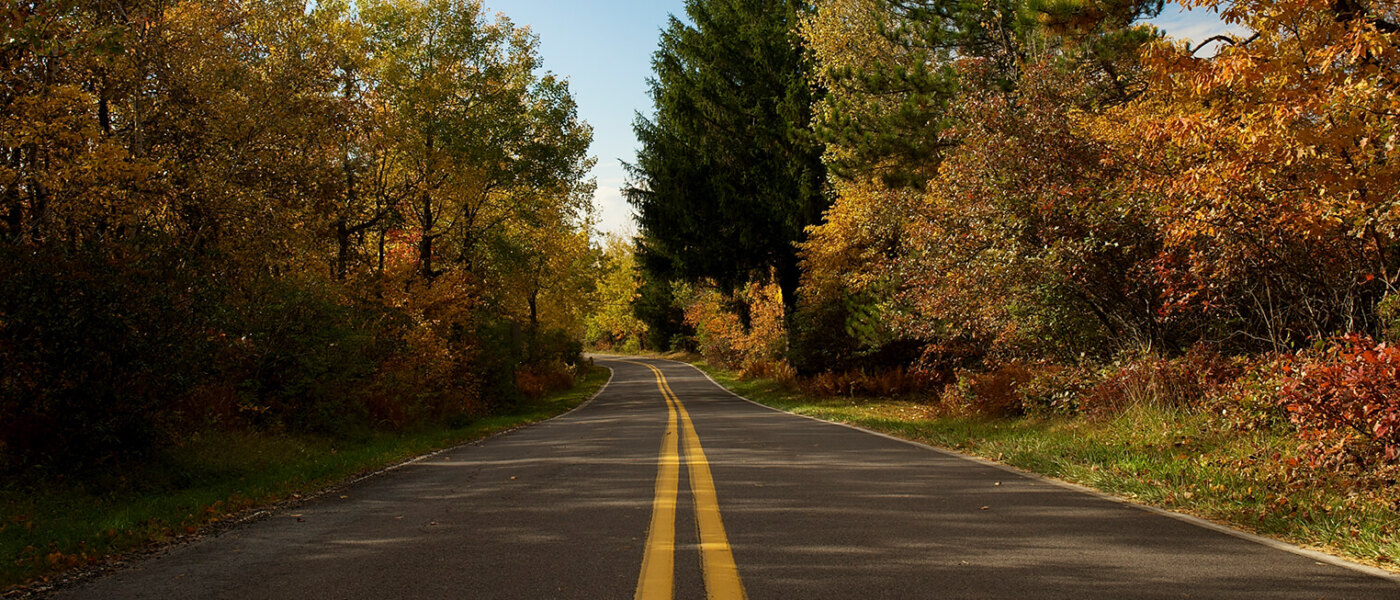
[625,0,826,324]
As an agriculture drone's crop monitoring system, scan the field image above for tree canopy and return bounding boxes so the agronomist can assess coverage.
[1,0,596,471]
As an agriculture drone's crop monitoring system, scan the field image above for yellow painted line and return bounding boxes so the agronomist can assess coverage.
[668,379,746,600]
[622,359,747,600]
[635,366,680,600]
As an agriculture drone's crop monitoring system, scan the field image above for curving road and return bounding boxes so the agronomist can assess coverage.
[54,356,1400,599]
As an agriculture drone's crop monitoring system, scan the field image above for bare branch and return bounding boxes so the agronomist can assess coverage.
[1191,32,1261,56]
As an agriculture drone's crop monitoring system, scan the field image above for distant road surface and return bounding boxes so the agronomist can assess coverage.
[55,356,1400,599]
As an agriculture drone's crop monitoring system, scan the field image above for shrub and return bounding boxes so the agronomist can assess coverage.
[529,327,584,366]
[740,359,798,387]
[683,281,786,370]
[0,247,216,471]
[1082,345,1239,416]
[667,333,694,353]
[943,364,1034,417]
[803,370,861,397]
[1281,335,1400,468]
[794,366,934,398]
[1207,353,1294,432]
[1377,293,1400,343]
[787,296,862,375]
[515,361,576,400]
[219,275,398,435]
[1017,364,1096,416]
[0,245,520,473]
[860,367,925,397]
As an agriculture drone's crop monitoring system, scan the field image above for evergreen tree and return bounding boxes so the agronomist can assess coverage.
[625,0,826,324]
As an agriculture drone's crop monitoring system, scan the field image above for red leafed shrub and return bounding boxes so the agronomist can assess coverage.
[1082,344,1240,416]
[1281,335,1400,467]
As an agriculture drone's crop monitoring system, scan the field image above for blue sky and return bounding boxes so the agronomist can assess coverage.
[484,1,1243,238]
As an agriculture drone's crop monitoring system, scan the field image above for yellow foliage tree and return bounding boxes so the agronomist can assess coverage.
[1098,0,1400,346]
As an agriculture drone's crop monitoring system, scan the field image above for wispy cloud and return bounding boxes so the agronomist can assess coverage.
[592,177,636,238]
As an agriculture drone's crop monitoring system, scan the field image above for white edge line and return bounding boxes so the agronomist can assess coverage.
[666,357,1400,585]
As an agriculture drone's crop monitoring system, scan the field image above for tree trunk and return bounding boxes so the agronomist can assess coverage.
[334,218,350,280]
[776,250,801,334]
[527,287,540,363]
[418,192,435,281]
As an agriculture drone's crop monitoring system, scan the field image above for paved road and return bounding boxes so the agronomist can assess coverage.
[55,357,1400,599]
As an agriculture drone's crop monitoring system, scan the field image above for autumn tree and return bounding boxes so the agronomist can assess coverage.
[0,0,597,471]
[899,59,1166,360]
[796,0,1168,370]
[360,0,591,285]
[1,0,157,248]
[585,234,650,351]
[1097,0,1400,350]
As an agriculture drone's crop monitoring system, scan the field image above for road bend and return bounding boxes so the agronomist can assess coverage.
[55,356,1400,599]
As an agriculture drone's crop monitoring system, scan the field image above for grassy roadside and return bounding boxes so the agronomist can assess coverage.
[0,365,611,591]
[689,360,1400,574]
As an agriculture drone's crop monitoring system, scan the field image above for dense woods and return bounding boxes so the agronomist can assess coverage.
[1,0,596,474]
[623,0,1400,477]
[6,0,1400,538]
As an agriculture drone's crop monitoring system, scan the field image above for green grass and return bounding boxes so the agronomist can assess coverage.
[0,366,611,591]
[693,361,1400,573]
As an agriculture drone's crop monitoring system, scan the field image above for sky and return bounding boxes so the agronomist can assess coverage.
[483,1,1245,239]
[482,0,688,240]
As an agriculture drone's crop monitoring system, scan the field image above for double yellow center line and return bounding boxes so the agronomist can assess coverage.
[623,360,746,600]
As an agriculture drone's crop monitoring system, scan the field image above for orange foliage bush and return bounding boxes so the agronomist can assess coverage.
[943,364,1035,417]
[515,362,577,401]
[800,367,933,398]
[683,280,787,371]
[740,360,799,387]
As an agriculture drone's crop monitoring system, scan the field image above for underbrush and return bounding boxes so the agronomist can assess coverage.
[0,247,590,476]
[0,366,609,591]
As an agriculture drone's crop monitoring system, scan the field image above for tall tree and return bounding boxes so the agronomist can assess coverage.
[625,0,826,322]
[794,0,1167,369]
[362,0,592,283]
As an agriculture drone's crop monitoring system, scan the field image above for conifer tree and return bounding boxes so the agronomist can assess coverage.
[626,0,826,324]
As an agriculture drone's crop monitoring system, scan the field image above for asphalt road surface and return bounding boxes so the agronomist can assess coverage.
[55,356,1400,599]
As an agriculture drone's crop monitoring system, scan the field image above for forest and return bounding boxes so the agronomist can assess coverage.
[6,0,1400,585]
[1,0,598,475]
[608,0,1400,497]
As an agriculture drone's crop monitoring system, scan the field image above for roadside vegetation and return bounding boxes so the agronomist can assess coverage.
[7,0,1400,590]
[0,366,608,591]
[3,0,606,590]
[695,361,1400,571]
[603,0,1400,572]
